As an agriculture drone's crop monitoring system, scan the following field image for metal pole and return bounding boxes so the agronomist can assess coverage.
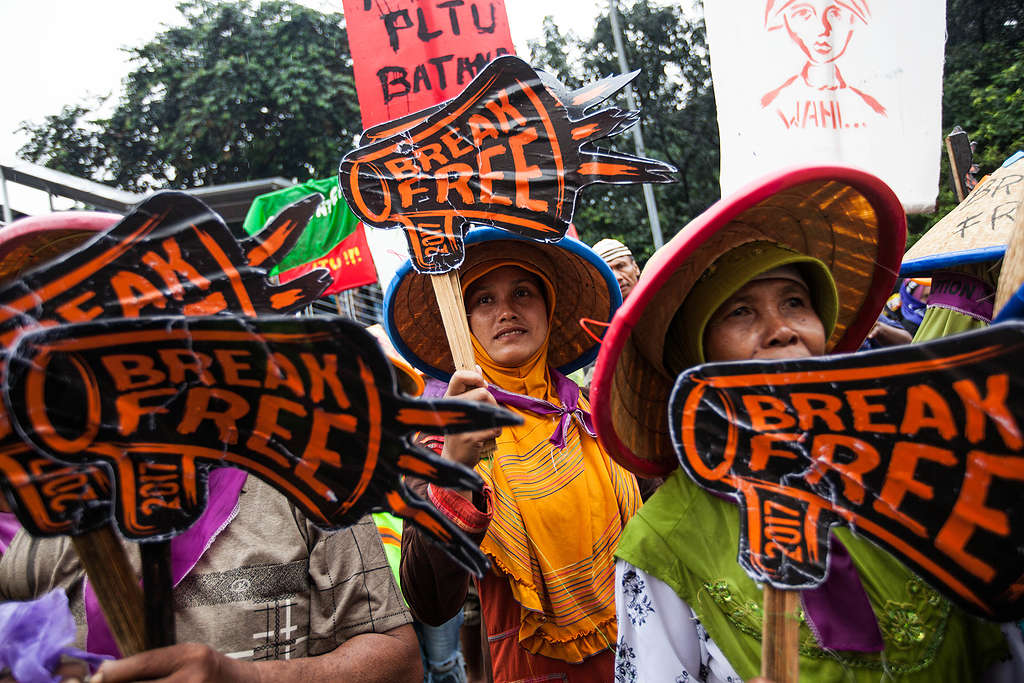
[0,166,12,225]
[608,0,665,250]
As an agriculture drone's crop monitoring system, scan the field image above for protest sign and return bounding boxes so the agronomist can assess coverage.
[670,322,1024,620]
[242,177,379,293]
[0,192,329,537]
[5,315,514,575]
[703,0,945,212]
[341,55,676,273]
[341,0,515,130]
[902,154,1024,276]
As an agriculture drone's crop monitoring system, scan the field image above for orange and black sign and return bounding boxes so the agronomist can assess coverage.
[340,55,676,273]
[0,192,329,537]
[670,323,1024,621]
[5,315,516,575]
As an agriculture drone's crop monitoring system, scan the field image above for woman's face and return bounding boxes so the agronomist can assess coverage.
[703,277,826,363]
[466,265,549,367]
[783,2,858,64]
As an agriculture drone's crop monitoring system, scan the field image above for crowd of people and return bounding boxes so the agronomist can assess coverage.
[0,160,1020,683]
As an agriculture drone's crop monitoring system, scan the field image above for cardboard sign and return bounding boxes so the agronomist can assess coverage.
[0,192,331,537]
[670,323,1024,620]
[5,316,516,574]
[902,154,1024,276]
[341,0,515,129]
[340,56,677,273]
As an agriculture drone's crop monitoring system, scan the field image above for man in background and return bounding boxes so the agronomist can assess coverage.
[593,238,641,300]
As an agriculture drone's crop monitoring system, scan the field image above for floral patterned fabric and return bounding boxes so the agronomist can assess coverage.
[614,561,741,683]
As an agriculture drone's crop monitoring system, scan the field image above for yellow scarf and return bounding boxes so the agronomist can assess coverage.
[464,260,640,663]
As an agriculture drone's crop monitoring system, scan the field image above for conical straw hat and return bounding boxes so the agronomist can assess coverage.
[591,165,906,476]
[901,154,1024,276]
[385,227,621,381]
[0,212,119,285]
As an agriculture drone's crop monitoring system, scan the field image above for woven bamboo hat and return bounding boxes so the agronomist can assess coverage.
[364,323,426,397]
[385,227,622,381]
[0,212,119,285]
[901,154,1024,276]
[591,165,906,476]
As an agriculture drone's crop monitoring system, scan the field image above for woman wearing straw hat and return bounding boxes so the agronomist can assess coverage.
[386,228,641,682]
[591,166,1010,681]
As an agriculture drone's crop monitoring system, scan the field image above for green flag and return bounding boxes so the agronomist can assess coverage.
[242,177,360,274]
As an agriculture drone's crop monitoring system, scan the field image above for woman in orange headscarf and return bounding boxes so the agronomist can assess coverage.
[385,228,640,682]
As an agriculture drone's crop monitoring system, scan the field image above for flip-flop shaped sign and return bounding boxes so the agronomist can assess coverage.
[340,55,676,273]
[669,322,1024,621]
[0,192,329,536]
[5,315,515,576]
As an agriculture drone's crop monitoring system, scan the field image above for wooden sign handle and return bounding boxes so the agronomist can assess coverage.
[945,135,967,203]
[430,271,477,372]
[140,541,176,649]
[761,585,800,683]
[430,271,497,460]
[994,199,1024,316]
[71,527,147,656]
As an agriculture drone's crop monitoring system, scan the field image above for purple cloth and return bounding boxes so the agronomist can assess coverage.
[899,280,928,327]
[0,511,20,556]
[928,271,994,322]
[423,377,449,399]
[486,368,595,449]
[0,589,111,683]
[801,534,885,652]
[709,488,884,652]
[85,467,248,657]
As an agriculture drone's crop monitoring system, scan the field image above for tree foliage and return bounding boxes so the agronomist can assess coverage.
[20,0,1021,252]
[908,0,1024,240]
[19,0,360,193]
[529,0,719,262]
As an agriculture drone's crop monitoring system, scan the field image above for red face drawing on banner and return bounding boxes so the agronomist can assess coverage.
[4,315,515,575]
[0,193,331,538]
[761,0,887,130]
[670,323,1024,621]
[340,56,676,273]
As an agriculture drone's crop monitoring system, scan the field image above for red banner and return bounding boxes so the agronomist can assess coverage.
[279,223,378,295]
[342,0,515,129]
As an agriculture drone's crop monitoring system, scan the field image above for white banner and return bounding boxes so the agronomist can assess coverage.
[365,225,414,293]
[703,0,946,212]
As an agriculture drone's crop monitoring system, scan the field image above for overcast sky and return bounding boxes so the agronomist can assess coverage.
[0,0,612,213]
[0,0,603,164]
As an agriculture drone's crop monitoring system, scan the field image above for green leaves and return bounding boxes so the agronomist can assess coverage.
[909,0,1024,241]
[528,0,718,263]
[19,0,360,195]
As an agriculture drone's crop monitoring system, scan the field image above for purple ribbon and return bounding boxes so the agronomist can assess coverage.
[801,534,884,652]
[486,368,595,449]
[85,467,248,657]
[0,511,20,556]
[706,496,883,652]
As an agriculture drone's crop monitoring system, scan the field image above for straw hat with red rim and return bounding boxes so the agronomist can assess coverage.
[591,165,906,477]
[0,212,120,286]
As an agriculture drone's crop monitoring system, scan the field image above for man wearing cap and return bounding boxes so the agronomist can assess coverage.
[593,238,641,300]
